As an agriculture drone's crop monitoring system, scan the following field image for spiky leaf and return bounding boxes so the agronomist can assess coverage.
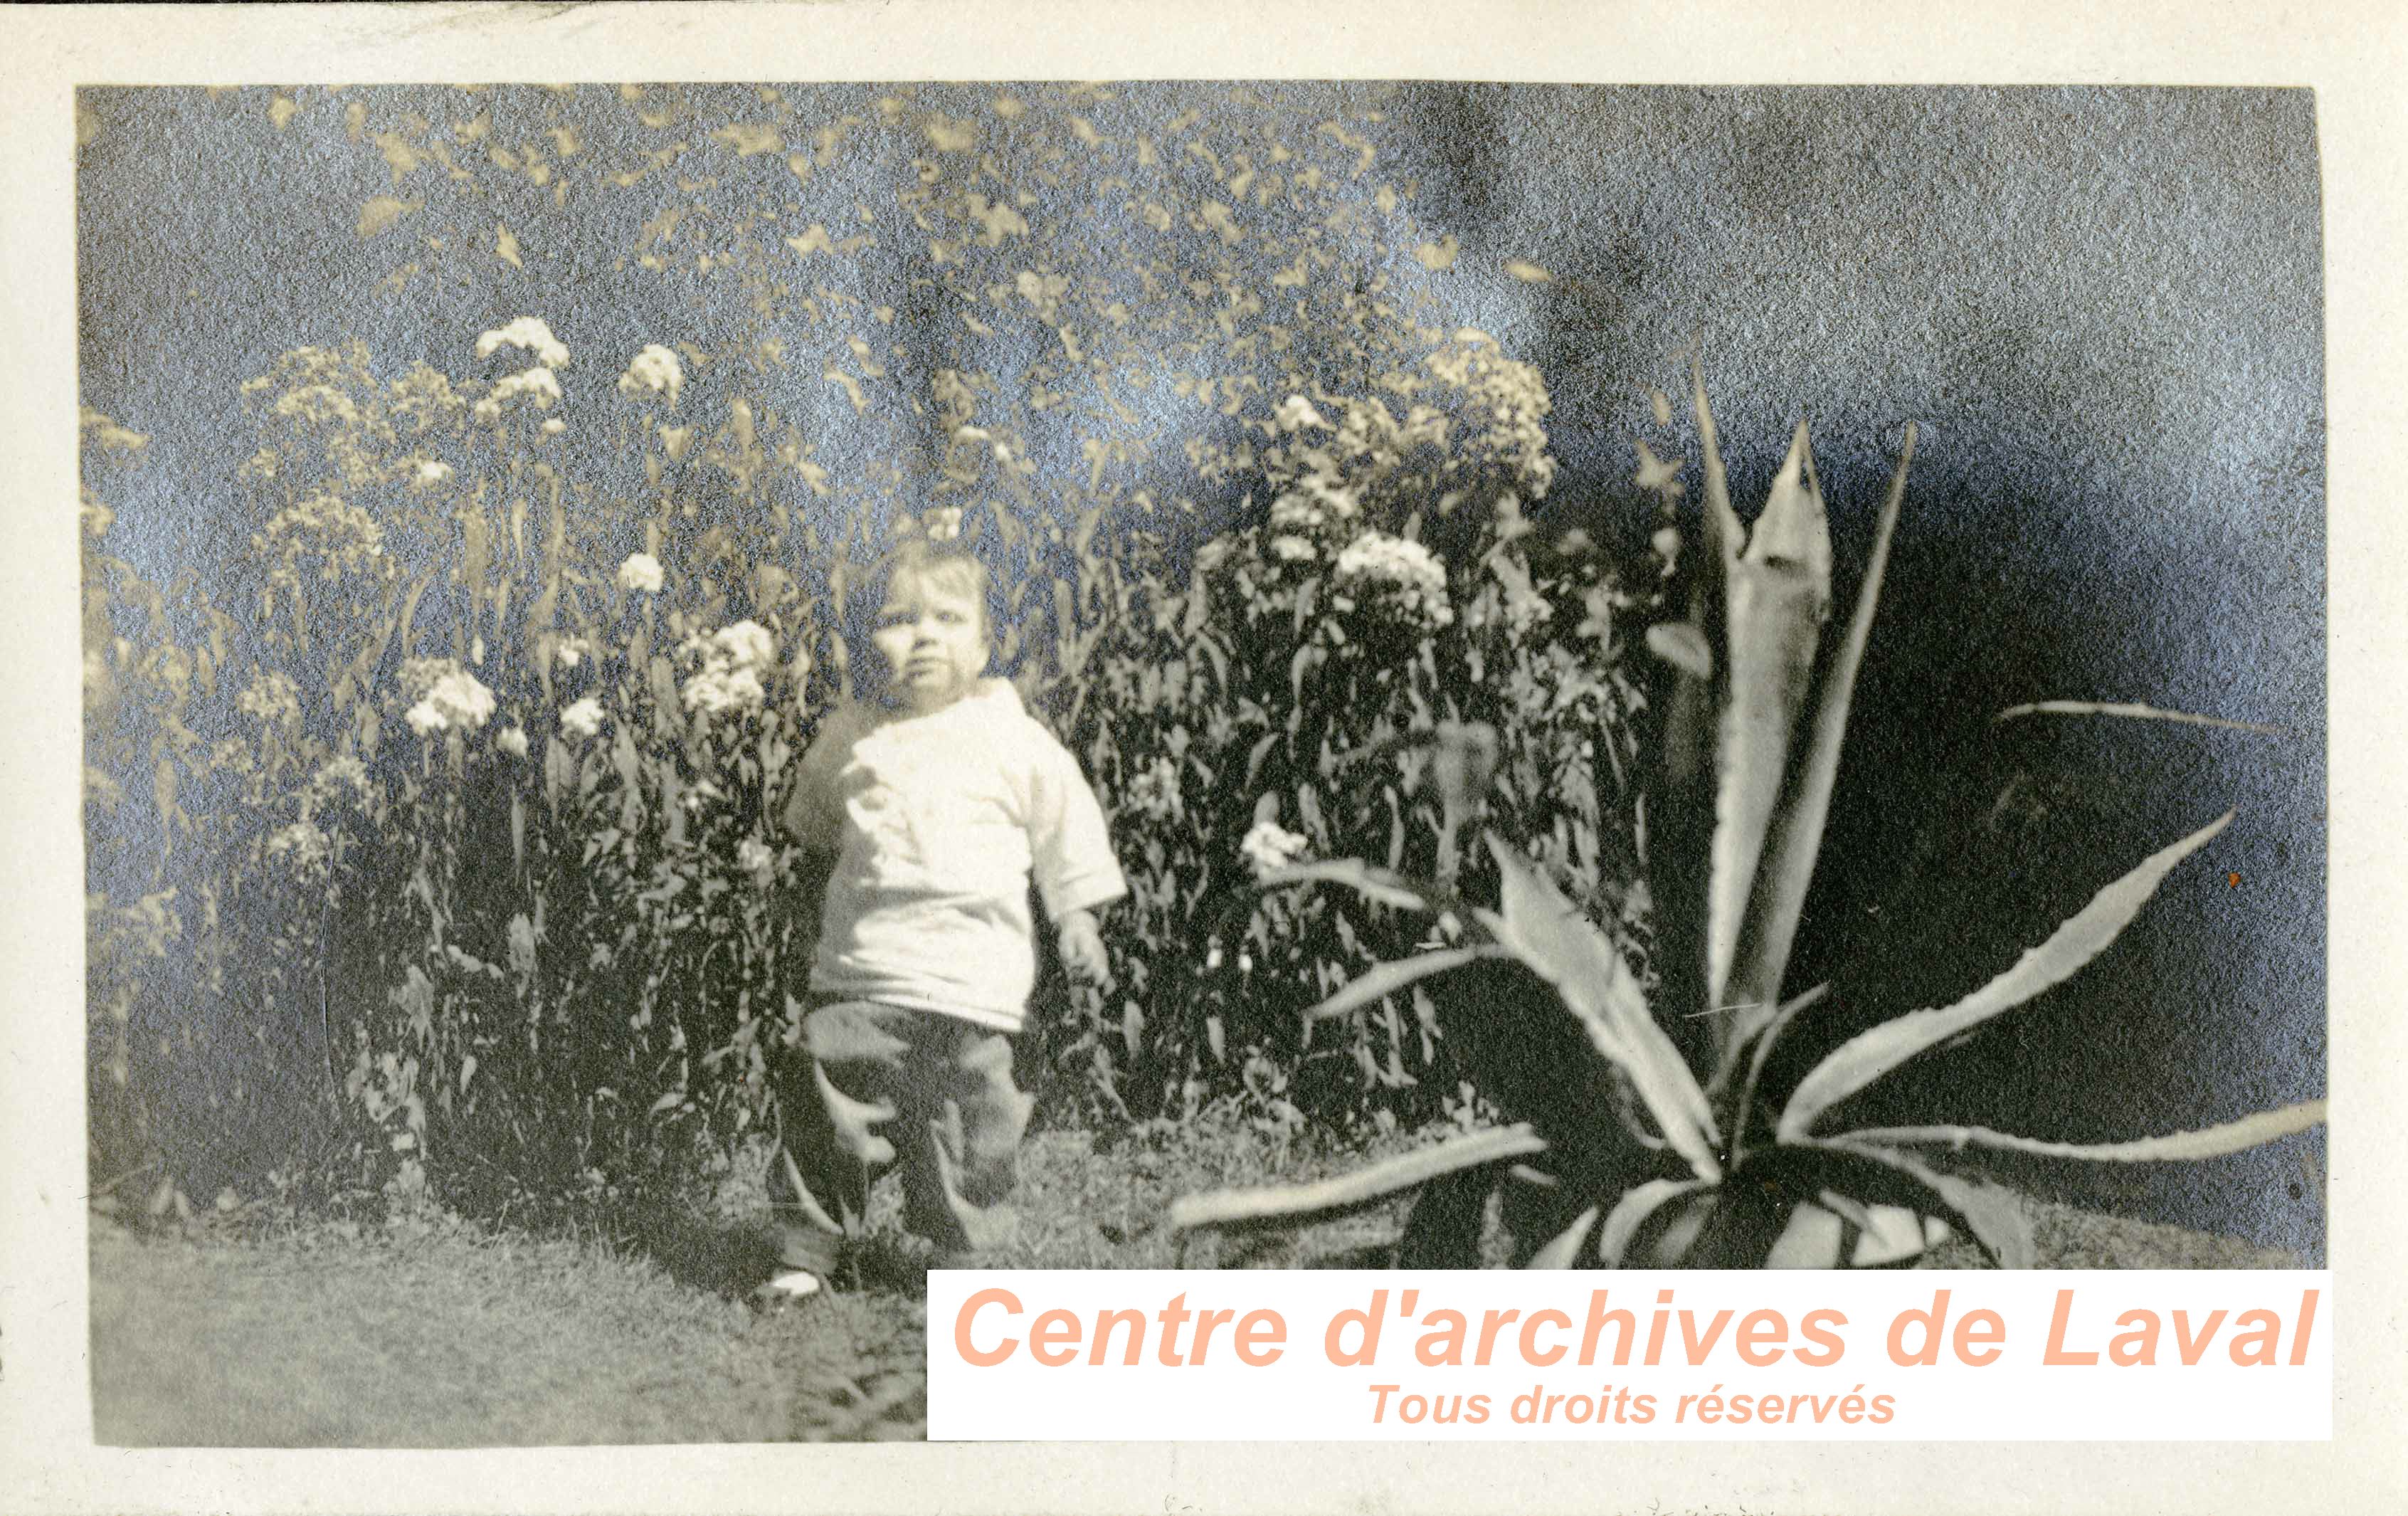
[1167,1125,1547,1237]
[1726,426,1916,1036]
[1595,1178,1711,1266]
[1257,858,1443,914]
[1526,1206,1602,1269]
[1779,811,2235,1139]
[1834,1099,2326,1163]
[1704,424,1831,1023]
[1484,835,1721,1179]
[1302,944,1514,1024]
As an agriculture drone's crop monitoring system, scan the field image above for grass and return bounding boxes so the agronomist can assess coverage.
[90,1112,2302,1447]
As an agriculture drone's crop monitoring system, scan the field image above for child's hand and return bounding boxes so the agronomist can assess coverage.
[1057,909,1112,991]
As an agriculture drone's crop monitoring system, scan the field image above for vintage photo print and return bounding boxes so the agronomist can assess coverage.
[11,2,2404,1512]
[73,72,2326,1440]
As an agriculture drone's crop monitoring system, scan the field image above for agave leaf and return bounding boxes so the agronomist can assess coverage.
[1166,1125,1548,1237]
[1726,425,1916,1035]
[1742,1140,2035,1269]
[1706,558,1822,1017]
[1811,1140,2037,1269]
[1778,810,2235,1139]
[1526,1205,1603,1269]
[1706,424,1830,1025]
[1714,981,1830,1149]
[1257,858,1445,914]
[1484,834,1722,1179]
[1834,1099,2326,1163]
[1741,421,1833,605]
[1992,699,2282,737]
[1778,1190,1943,1265]
[1595,1177,1711,1266]
[1303,944,1516,1023]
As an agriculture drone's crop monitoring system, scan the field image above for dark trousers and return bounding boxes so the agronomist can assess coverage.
[766,998,1032,1276]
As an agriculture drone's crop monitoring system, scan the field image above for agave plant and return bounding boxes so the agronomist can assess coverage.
[1170,374,2325,1269]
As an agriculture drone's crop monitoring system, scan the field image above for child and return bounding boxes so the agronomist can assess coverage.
[759,533,1124,1303]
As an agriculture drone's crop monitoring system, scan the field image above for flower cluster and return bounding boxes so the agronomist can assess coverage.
[615,553,664,594]
[410,458,454,490]
[403,666,497,737]
[496,725,530,758]
[553,634,596,670]
[473,366,563,423]
[475,317,571,370]
[237,670,303,729]
[270,384,361,428]
[257,493,386,590]
[1123,756,1183,822]
[616,344,684,408]
[308,754,369,807]
[265,819,332,875]
[1239,818,1310,875]
[1424,331,1556,500]
[560,697,606,741]
[1334,532,1454,631]
[1274,393,1329,431]
[679,619,776,719]
[737,838,776,883]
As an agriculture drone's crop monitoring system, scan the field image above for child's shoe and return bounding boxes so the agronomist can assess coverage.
[752,1267,827,1314]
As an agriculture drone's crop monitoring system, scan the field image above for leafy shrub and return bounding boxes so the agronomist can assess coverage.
[1047,332,1657,1130]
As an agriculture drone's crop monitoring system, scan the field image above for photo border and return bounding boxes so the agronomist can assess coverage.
[6,3,2400,1512]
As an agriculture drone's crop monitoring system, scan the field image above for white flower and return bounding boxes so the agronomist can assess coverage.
[476,317,571,369]
[1125,757,1182,821]
[1239,818,1310,875]
[1269,474,1358,532]
[238,671,302,728]
[924,506,963,542]
[616,553,664,594]
[617,344,684,407]
[709,619,776,673]
[677,619,777,720]
[554,635,594,670]
[560,697,605,740]
[1334,532,1454,630]
[411,459,454,488]
[680,665,766,718]
[496,725,529,758]
[485,366,563,413]
[265,820,332,874]
[1269,534,1315,563]
[1274,394,1329,431]
[406,670,497,736]
[542,418,566,436]
[737,838,775,880]
[472,398,502,425]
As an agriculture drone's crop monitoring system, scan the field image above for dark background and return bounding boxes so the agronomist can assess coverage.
[79,84,2326,1258]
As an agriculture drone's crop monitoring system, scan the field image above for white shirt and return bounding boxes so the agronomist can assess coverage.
[783,680,1127,1031]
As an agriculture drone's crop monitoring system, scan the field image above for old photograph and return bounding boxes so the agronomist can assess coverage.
[75,79,2326,1447]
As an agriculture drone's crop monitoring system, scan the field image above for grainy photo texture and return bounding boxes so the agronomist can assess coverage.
[78,83,2327,1446]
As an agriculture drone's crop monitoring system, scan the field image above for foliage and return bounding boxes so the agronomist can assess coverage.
[1168,377,2327,1268]
[1042,332,1657,1129]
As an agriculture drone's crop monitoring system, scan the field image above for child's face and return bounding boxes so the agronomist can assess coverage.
[868,565,988,714]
